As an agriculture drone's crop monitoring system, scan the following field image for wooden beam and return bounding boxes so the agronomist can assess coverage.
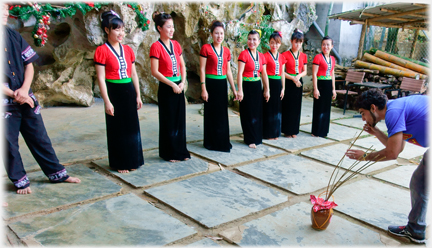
[412,3,428,7]
[369,8,427,22]
[361,12,412,22]
[410,29,420,59]
[380,8,427,18]
[357,20,368,60]
[347,19,427,30]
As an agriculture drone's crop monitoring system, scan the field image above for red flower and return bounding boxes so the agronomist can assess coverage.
[146,19,150,24]
[127,4,131,8]
[9,6,13,10]
[84,2,94,7]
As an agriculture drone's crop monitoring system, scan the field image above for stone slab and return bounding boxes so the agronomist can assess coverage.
[17,102,242,172]
[236,155,335,195]
[186,104,243,142]
[3,164,122,219]
[187,238,222,246]
[145,170,287,228]
[333,117,387,132]
[262,132,334,152]
[219,202,385,246]
[188,140,286,166]
[299,123,365,141]
[373,164,418,188]
[334,178,411,231]
[299,97,357,124]
[301,143,397,174]
[353,136,428,160]
[93,149,209,188]
[8,193,196,246]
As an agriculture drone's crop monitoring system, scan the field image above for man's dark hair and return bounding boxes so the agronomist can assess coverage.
[355,89,388,110]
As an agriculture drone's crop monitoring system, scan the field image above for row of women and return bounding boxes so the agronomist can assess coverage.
[94,10,336,173]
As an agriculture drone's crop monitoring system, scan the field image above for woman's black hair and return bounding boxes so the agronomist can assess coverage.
[269,31,282,43]
[291,28,304,43]
[248,29,261,39]
[101,11,124,33]
[152,11,173,33]
[210,20,224,33]
[322,36,334,45]
[355,89,388,110]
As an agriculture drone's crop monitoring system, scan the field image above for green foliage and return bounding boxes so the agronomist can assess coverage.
[124,2,150,31]
[8,2,150,46]
[236,14,274,53]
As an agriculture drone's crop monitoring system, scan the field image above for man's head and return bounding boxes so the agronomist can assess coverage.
[355,89,388,127]
[3,3,10,26]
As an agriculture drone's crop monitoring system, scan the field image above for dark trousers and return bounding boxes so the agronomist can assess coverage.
[407,150,428,235]
[3,104,68,189]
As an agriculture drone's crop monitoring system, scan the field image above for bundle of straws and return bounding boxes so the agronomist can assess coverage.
[322,129,386,201]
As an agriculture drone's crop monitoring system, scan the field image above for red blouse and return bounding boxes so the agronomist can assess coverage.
[312,53,335,77]
[94,43,135,80]
[149,39,183,77]
[264,51,287,76]
[283,50,308,75]
[200,43,231,75]
[238,49,267,78]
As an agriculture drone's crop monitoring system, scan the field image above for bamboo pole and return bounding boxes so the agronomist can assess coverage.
[375,50,428,75]
[410,29,420,59]
[357,20,368,60]
[363,53,427,79]
[354,60,426,79]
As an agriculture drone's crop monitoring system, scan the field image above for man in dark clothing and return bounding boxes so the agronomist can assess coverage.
[346,89,428,244]
[2,3,80,194]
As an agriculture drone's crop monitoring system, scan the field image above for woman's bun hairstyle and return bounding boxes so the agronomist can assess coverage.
[152,11,173,34]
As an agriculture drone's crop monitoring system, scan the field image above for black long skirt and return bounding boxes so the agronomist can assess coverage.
[158,81,191,161]
[311,79,332,137]
[240,80,263,145]
[204,78,232,152]
[263,78,282,139]
[282,78,303,136]
[105,81,144,170]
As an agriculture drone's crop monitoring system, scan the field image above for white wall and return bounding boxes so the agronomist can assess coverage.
[338,2,364,65]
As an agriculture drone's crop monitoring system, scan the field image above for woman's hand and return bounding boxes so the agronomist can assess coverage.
[280,88,285,100]
[178,82,186,92]
[136,97,143,110]
[232,91,238,101]
[332,89,336,100]
[201,89,209,102]
[105,101,114,116]
[237,90,244,102]
[172,84,182,94]
[263,90,270,102]
[313,89,320,99]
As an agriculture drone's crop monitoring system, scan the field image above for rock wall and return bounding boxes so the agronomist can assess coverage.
[8,2,317,107]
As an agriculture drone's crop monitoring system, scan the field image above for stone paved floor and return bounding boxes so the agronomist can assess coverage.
[3,97,427,246]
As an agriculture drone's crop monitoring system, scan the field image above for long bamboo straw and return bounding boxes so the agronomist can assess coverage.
[354,61,426,79]
[375,50,428,75]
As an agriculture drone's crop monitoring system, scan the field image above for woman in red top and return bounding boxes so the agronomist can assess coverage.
[150,12,190,162]
[237,29,270,148]
[311,36,336,137]
[94,11,144,173]
[281,29,308,138]
[263,31,286,140]
[200,20,237,152]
